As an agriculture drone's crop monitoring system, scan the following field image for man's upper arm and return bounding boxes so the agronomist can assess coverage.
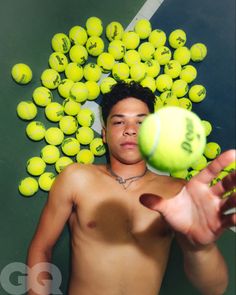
[29,165,76,252]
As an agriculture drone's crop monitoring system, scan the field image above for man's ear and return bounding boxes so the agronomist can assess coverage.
[102,127,107,143]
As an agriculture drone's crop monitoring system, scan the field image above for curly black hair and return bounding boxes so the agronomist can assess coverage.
[100,81,156,125]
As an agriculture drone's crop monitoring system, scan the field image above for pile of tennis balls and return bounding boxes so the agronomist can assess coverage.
[12,16,228,197]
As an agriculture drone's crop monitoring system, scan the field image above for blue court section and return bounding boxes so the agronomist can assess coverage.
[0,0,235,294]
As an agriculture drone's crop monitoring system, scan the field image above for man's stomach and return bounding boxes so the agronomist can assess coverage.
[68,238,171,295]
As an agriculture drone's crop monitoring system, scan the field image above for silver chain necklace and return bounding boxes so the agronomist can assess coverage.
[107,165,148,190]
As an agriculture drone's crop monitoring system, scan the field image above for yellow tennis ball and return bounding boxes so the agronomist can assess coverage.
[189,84,206,102]
[223,161,236,173]
[26,121,46,141]
[112,62,130,81]
[211,170,229,186]
[156,74,173,92]
[18,177,38,197]
[106,21,124,41]
[45,127,64,145]
[76,126,94,145]
[33,86,53,106]
[83,63,102,82]
[186,169,199,180]
[69,25,88,45]
[154,46,172,65]
[57,79,74,98]
[76,149,94,164]
[69,44,88,65]
[122,31,140,49]
[138,42,155,61]
[97,52,115,73]
[90,138,106,156]
[178,97,192,110]
[108,40,126,60]
[63,98,81,116]
[154,96,164,111]
[163,96,180,107]
[65,62,83,82]
[59,115,78,135]
[191,155,208,171]
[201,120,212,136]
[11,63,33,84]
[86,36,104,56]
[179,65,197,83]
[148,29,166,48]
[123,50,141,67]
[173,46,191,65]
[204,142,221,159]
[140,76,156,92]
[61,137,80,156]
[145,59,160,78]
[41,145,60,164]
[138,106,206,172]
[69,82,88,103]
[51,33,71,53]
[38,172,56,191]
[100,77,117,94]
[77,108,95,127]
[55,156,73,173]
[85,81,100,100]
[17,101,37,120]
[41,69,61,89]
[45,102,64,122]
[170,169,189,179]
[134,19,152,39]
[160,90,177,101]
[27,157,46,176]
[168,29,187,49]
[190,43,207,62]
[171,79,189,97]
[130,62,147,82]
[49,52,68,72]
[86,16,103,36]
[164,60,182,79]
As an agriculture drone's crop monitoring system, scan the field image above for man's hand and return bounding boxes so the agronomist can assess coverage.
[140,149,236,247]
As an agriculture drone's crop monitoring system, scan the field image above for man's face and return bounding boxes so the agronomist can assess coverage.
[103,97,150,165]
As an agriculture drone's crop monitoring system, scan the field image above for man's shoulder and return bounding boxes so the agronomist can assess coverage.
[61,162,106,181]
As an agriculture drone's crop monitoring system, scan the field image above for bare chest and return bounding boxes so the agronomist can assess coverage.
[69,189,172,245]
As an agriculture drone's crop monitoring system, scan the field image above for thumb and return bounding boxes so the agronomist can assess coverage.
[139,194,166,214]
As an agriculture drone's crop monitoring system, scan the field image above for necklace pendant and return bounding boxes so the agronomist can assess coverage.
[116,176,126,184]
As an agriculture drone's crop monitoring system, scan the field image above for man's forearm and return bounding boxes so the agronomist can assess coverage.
[27,244,53,295]
[177,235,228,295]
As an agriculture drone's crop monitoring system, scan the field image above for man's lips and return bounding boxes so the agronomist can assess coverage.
[120,142,137,148]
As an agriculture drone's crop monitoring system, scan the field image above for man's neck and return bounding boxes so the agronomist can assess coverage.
[108,159,147,180]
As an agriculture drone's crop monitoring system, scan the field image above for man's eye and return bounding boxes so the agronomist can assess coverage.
[113,121,123,125]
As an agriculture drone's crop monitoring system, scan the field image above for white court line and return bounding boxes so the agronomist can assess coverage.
[84,0,165,134]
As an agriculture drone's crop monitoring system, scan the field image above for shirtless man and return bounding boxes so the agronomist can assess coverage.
[27,81,236,295]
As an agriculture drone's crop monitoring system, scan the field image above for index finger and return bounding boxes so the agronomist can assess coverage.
[193,149,236,185]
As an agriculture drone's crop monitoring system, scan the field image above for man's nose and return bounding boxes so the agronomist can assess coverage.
[123,123,137,136]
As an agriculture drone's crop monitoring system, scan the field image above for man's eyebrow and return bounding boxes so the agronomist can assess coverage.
[110,113,148,119]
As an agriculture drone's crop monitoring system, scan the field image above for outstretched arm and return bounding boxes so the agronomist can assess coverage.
[27,164,76,295]
[140,149,236,295]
